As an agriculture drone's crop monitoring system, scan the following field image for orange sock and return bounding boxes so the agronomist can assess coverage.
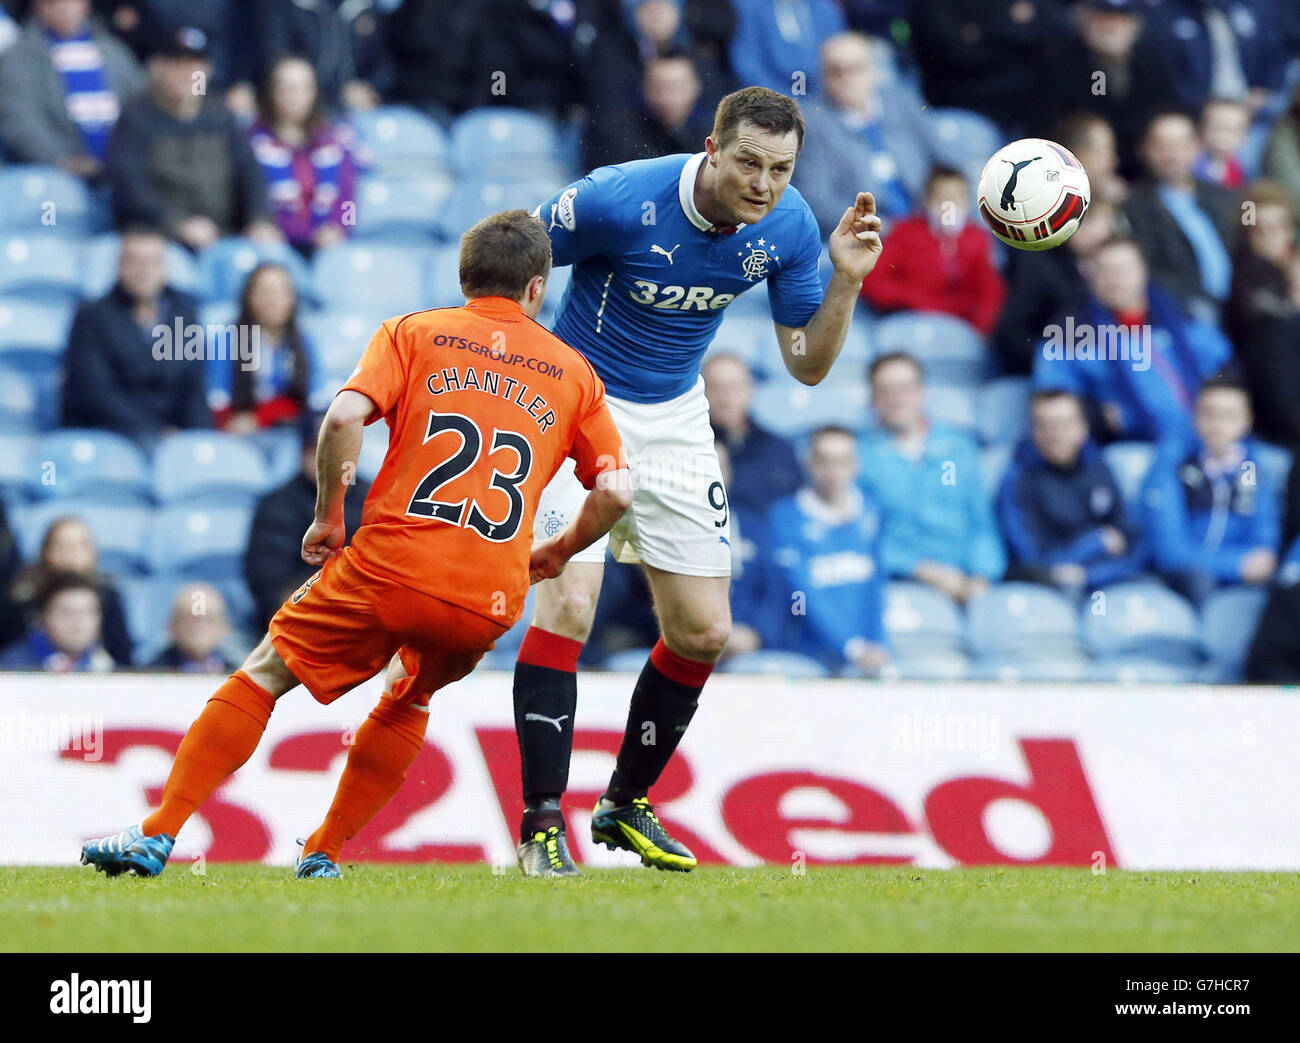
[142,672,276,838]
[304,696,428,861]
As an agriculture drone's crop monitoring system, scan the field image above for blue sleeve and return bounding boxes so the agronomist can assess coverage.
[532,165,630,269]
[995,457,1043,566]
[1247,459,1282,553]
[1143,445,1201,575]
[1033,348,1087,394]
[766,205,824,329]
[1186,320,1234,380]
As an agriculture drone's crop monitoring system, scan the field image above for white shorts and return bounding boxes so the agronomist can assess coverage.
[534,377,733,576]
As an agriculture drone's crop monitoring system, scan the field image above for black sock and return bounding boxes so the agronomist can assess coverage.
[606,657,702,806]
[513,660,577,804]
[520,796,564,841]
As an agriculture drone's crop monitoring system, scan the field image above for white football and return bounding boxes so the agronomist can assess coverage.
[977,138,1091,251]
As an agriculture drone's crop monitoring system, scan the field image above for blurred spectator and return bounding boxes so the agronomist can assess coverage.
[9,516,132,664]
[96,1,252,100]
[470,0,591,120]
[1225,180,1300,448]
[384,0,490,122]
[248,55,366,254]
[0,571,114,671]
[208,263,314,433]
[910,0,1064,133]
[1245,532,1300,682]
[0,501,27,651]
[1142,376,1280,603]
[1263,84,1300,217]
[859,165,1006,336]
[1125,110,1239,319]
[727,0,845,98]
[583,52,711,169]
[1034,236,1233,444]
[149,582,234,671]
[1194,96,1250,189]
[796,31,935,236]
[246,0,391,113]
[703,352,801,516]
[61,226,209,442]
[244,412,367,626]
[994,197,1120,375]
[107,25,276,250]
[766,425,890,676]
[997,389,1144,593]
[860,353,1006,602]
[620,1,736,100]
[0,0,143,177]
[1055,111,1127,207]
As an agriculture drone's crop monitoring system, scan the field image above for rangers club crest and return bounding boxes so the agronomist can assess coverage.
[737,238,779,281]
[540,509,565,537]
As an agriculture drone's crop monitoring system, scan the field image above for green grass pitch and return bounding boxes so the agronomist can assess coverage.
[3,865,1298,952]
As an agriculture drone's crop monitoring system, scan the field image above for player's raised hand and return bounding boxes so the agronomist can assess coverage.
[529,537,569,584]
[828,191,883,281]
[301,517,345,566]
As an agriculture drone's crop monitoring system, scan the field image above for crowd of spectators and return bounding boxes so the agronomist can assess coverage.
[0,0,1298,683]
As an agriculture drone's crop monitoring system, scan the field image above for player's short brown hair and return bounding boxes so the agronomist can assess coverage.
[711,86,805,154]
[459,209,552,301]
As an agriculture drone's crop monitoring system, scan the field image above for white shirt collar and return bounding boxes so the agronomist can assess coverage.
[678,152,747,235]
[797,485,865,526]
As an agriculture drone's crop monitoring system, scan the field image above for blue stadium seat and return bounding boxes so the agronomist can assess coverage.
[0,165,100,234]
[0,298,72,353]
[538,262,571,320]
[1200,585,1268,682]
[720,651,831,678]
[0,234,85,302]
[118,575,184,661]
[1087,656,1197,683]
[196,237,312,304]
[152,432,271,505]
[0,433,34,499]
[149,504,253,578]
[0,359,59,432]
[969,655,1090,682]
[433,177,563,240]
[1101,441,1156,514]
[976,377,1032,446]
[882,651,971,681]
[348,106,450,174]
[450,107,565,177]
[12,500,152,575]
[302,311,377,375]
[967,582,1081,658]
[245,426,302,488]
[427,246,464,308]
[929,107,1003,187]
[1080,581,1202,663]
[749,376,869,438]
[30,429,152,504]
[883,580,964,656]
[979,443,1014,495]
[81,233,200,298]
[354,174,450,241]
[312,242,431,315]
[925,384,977,431]
[708,311,781,375]
[872,312,992,386]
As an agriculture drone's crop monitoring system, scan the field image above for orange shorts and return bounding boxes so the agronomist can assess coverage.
[269,546,510,707]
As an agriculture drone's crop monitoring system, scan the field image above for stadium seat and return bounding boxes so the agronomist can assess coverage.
[0,234,85,302]
[872,312,992,386]
[427,246,464,308]
[30,429,152,504]
[348,106,450,174]
[925,384,977,432]
[0,165,100,234]
[882,651,971,681]
[1200,585,1269,682]
[929,107,1003,187]
[196,237,312,304]
[81,233,200,298]
[12,500,152,575]
[1087,656,1198,684]
[354,173,451,241]
[749,375,869,438]
[0,360,59,432]
[433,176,564,240]
[0,298,73,353]
[709,311,782,375]
[883,581,964,657]
[979,443,1014,496]
[968,654,1090,682]
[1080,581,1202,663]
[1101,441,1156,514]
[721,651,831,678]
[312,242,431,315]
[449,107,566,178]
[0,433,35,499]
[303,312,378,375]
[246,426,302,487]
[976,377,1032,446]
[537,262,572,320]
[152,432,271,505]
[149,504,253,578]
[118,575,184,662]
[967,582,1082,659]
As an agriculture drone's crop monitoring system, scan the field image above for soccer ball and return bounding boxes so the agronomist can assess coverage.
[976,138,1091,251]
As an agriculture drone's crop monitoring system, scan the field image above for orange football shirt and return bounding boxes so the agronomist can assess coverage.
[339,296,622,626]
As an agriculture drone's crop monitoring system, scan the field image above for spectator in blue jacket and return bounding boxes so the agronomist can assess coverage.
[766,426,890,676]
[1142,376,1281,604]
[704,352,802,516]
[997,389,1145,594]
[1034,235,1233,444]
[727,0,846,98]
[860,352,1006,603]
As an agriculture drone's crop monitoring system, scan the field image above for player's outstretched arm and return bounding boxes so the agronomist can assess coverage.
[530,467,633,583]
[302,389,373,566]
[776,191,884,386]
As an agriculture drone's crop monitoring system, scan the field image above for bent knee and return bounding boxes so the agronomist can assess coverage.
[666,619,731,663]
[535,588,598,642]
